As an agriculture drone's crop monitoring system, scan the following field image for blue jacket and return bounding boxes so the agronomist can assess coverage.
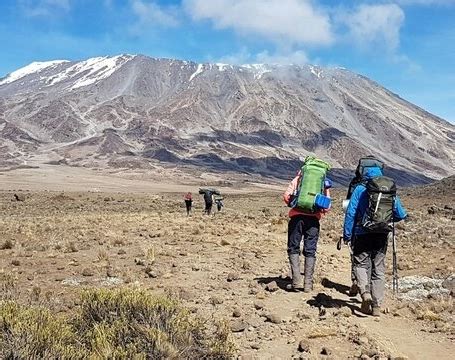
[343,167,407,241]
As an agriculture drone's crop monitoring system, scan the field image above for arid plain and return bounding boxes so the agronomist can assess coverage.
[0,167,454,359]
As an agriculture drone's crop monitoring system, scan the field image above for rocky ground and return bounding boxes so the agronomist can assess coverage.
[0,181,454,359]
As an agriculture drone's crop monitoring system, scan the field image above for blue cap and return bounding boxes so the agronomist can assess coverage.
[324,178,333,189]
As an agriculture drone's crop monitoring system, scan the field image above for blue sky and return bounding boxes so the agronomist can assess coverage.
[0,0,454,122]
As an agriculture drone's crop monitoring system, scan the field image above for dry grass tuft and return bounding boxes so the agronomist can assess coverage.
[0,288,234,359]
[0,301,82,359]
[0,239,14,250]
[409,296,453,323]
[416,309,442,321]
[0,272,18,301]
[97,249,110,263]
[145,246,156,263]
[307,327,338,339]
[65,241,78,253]
[112,237,126,247]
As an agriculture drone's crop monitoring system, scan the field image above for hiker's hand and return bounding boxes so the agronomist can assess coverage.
[288,195,297,207]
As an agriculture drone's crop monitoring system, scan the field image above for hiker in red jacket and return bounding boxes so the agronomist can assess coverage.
[283,171,332,292]
[184,192,193,216]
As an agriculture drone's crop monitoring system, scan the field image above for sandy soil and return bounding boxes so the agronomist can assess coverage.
[0,179,453,359]
[0,165,282,193]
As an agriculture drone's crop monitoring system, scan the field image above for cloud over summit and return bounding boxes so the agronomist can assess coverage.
[338,3,405,52]
[184,0,333,47]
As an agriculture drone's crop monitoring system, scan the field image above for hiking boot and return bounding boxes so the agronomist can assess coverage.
[303,257,316,293]
[348,282,359,297]
[288,254,302,290]
[372,306,381,317]
[361,292,373,315]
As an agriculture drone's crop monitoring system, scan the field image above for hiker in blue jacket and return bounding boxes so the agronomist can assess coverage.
[343,166,407,316]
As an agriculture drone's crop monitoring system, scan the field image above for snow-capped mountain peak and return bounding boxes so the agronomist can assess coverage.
[47,55,136,89]
[0,55,136,89]
[0,54,453,183]
[0,60,69,85]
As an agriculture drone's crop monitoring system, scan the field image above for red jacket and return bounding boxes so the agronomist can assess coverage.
[283,174,330,219]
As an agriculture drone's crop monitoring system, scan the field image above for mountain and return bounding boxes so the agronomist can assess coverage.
[0,54,454,184]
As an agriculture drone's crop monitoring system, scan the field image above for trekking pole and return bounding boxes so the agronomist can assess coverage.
[392,198,398,295]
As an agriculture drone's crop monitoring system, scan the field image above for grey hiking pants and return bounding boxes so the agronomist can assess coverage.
[352,233,388,307]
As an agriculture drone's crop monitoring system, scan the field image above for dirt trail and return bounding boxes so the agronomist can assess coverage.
[317,243,454,360]
[228,239,454,359]
[225,236,455,360]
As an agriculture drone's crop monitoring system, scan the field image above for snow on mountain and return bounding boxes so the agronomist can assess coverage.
[46,55,135,89]
[241,64,272,79]
[216,63,233,71]
[187,62,274,80]
[189,63,204,81]
[0,54,453,183]
[0,60,69,85]
[309,65,323,79]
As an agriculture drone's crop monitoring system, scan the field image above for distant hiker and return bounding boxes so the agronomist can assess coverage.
[283,156,332,292]
[184,192,193,216]
[204,191,213,215]
[343,166,407,316]
[199,188,220,215]
[345,156,385,296]
[214,196,224,212]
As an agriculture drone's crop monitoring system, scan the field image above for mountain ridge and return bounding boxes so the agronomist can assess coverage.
[0,54,454,184]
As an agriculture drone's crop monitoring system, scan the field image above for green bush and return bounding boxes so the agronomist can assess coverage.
[0,288,234,359]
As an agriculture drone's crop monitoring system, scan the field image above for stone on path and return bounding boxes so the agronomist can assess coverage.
[298,339,311,353]
[265,281,279,292]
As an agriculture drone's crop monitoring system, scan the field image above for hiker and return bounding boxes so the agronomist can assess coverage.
[345,156,385,296]
[184,192,193,216]
[343,166,407,316]
[283,157,332,292]
[199,188,218,215]
[215,196,224,212]
[203,191,213,215]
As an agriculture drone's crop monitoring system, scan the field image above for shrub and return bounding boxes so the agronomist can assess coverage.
[0,272,18,301]
[0,301,83,359]
[0,239,14,250]
[0,288,234,359]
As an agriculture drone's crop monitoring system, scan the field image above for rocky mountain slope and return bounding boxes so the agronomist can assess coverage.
[0,54,454,183]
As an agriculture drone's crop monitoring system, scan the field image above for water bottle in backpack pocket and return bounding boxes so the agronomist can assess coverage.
[314,193,331,210]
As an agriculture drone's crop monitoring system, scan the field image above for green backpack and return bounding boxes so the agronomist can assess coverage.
[294,156,331,212]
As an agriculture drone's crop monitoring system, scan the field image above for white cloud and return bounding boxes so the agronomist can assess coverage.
[192,1,415,68]
[19,0,72,17]
[131,0,180,29]
[391,53,422,72]
[256,50,309,65]
[339,4,405,53]
[217,47,252,65]
[184,0,333,46]
[216,48,309,65]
